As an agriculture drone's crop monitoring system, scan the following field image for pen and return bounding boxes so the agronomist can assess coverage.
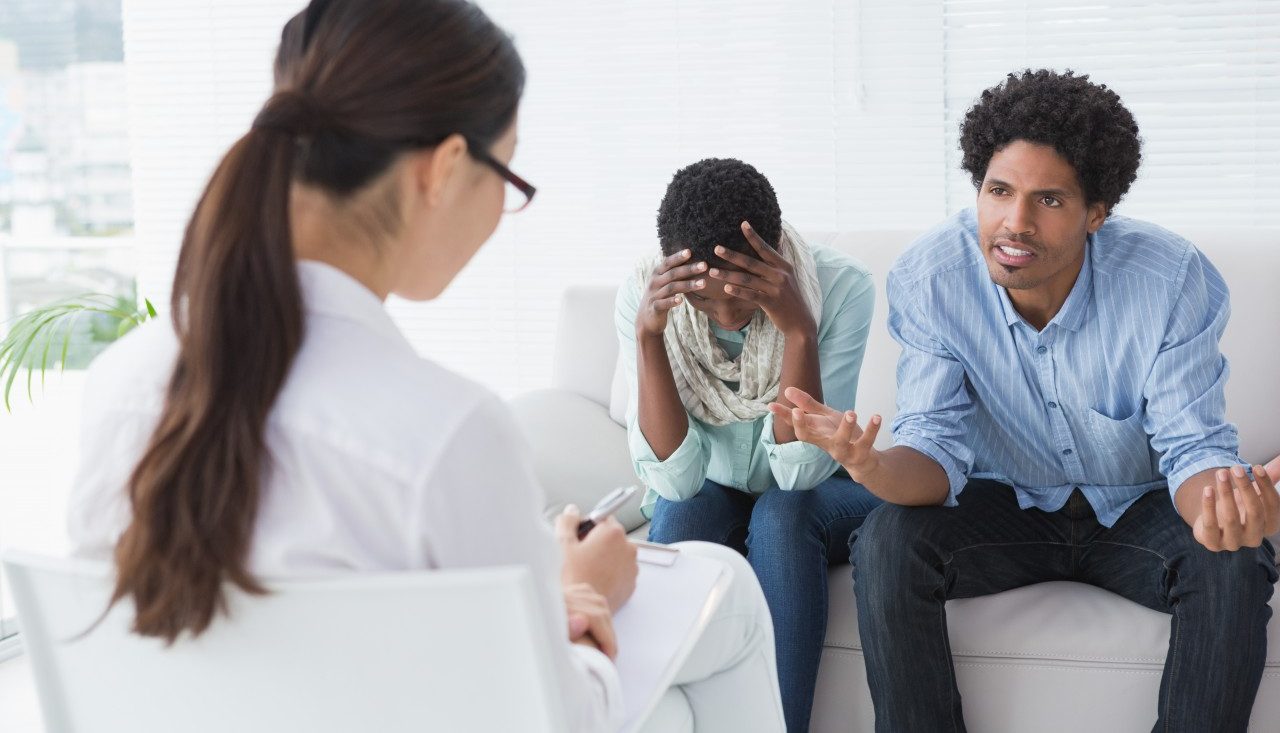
[576,485,640,539]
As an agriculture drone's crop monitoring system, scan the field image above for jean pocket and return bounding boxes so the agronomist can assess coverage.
[1082,407,1155,484]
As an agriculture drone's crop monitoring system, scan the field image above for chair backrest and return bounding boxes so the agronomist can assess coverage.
[3,550,567,733]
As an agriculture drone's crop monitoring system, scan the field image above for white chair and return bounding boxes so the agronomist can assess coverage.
[3,549,567,733]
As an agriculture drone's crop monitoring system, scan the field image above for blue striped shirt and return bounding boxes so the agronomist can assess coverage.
[888,208,1245,527]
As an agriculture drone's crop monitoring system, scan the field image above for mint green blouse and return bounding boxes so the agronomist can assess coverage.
[614,245,876,517]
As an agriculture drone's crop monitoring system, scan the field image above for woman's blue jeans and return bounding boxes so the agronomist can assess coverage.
[649,475,882,732]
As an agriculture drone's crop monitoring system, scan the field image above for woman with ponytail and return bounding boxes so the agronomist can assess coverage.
[66,1,785,730]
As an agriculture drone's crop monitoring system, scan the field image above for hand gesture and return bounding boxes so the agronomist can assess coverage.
[556,504,638,612]
[707,221,816,338]
[636,249,707,339]
[768,386,884,482]
[1193,465,1280,552]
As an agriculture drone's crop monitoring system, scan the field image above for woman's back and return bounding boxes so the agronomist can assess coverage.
[57,4,783,729]
[70,261,542,577]
[66,261,629,731]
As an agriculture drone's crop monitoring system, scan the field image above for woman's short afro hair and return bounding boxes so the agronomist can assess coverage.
[656,158,782,261]
[960,69,1142,213]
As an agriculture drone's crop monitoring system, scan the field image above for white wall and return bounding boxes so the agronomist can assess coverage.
[120,0,1279,397]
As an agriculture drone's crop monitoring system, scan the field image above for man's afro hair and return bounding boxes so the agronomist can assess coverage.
[960,69,1142,213]
[656,158,782,261]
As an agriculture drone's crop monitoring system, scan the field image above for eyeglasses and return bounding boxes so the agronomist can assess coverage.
[466,139,536,213]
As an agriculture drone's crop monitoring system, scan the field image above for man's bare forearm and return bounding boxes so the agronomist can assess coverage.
[636,332,689,460]
[853,445,951,506]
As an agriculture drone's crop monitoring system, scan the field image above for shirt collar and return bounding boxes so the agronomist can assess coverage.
[994,237,1095,333]
[709,322,749,343]
[295,260,415,354]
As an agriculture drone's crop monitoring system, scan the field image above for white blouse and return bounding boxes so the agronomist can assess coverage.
[67,260,621,731]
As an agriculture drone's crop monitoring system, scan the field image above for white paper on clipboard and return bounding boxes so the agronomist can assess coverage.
[610,549,728,732]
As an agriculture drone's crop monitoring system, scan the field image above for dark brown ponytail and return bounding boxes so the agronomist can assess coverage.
[109,0,524,643]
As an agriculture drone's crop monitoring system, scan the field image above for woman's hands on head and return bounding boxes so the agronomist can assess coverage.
[635,250,708,340]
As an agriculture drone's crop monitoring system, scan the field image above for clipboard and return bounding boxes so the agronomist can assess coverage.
[610,545,729,732]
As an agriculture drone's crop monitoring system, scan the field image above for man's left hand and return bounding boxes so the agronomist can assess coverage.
[1194,464,1280,552]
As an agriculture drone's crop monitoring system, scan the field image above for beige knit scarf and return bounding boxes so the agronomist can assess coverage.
[636,222,822,426]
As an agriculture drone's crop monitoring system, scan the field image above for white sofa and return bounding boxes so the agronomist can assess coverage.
[509,227,1280,732]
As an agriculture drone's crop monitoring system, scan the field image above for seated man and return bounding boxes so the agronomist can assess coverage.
[615,157,880,731]
[773,70,1279,731]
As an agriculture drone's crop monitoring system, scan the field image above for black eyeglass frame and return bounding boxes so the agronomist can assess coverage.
[465,138,536,213]
[296,2,533,211]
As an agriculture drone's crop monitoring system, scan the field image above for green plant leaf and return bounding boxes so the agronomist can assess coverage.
[0,292,155,411]
[59,312,81,378]
[6,309,65,409]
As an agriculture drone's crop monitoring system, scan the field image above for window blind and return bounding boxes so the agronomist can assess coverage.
[124,0,912,396]
[121,0,1278,399]
[941,0,1280,224]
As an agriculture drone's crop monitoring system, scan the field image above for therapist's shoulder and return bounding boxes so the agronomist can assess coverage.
[83,316,178,417]
[363,355,519,473]
[289,324,504,443]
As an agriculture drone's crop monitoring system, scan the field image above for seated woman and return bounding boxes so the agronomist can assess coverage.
[64,2,784,731]
[615,157,881,732]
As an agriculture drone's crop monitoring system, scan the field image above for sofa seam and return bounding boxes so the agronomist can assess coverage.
[819,641,1280,667]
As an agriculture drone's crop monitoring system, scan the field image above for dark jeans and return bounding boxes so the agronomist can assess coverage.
[851,480,1279,733]
[649,475,882,733]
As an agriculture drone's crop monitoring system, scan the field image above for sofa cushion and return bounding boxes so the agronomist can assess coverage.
[551,287,622,407]
[509,388,646,532]
[825,566,1280,668]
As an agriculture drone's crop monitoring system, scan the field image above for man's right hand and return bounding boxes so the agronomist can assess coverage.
[556,505,638,613]
[769,386,885,483]
[635,249,708,339]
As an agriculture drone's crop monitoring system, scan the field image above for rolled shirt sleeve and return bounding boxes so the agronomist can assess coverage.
[626,412,711,502]
[886,267,975,505]
[1143,248,1247,497]
[761,410,838,490]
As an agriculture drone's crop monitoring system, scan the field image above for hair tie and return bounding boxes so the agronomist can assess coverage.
[252,89,328,136]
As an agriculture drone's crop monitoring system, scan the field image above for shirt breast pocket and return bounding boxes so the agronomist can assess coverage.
[1083,407,1156,485]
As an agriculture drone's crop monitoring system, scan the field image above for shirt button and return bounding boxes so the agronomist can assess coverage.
[1047,401,1058,409]
[1062,448,1073,456]
[1036,346,1048,354]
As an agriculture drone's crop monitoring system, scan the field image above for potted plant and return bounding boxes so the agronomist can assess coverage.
[0,292,156,411]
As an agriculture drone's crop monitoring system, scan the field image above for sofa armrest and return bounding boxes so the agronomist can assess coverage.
[508,388,646,532]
